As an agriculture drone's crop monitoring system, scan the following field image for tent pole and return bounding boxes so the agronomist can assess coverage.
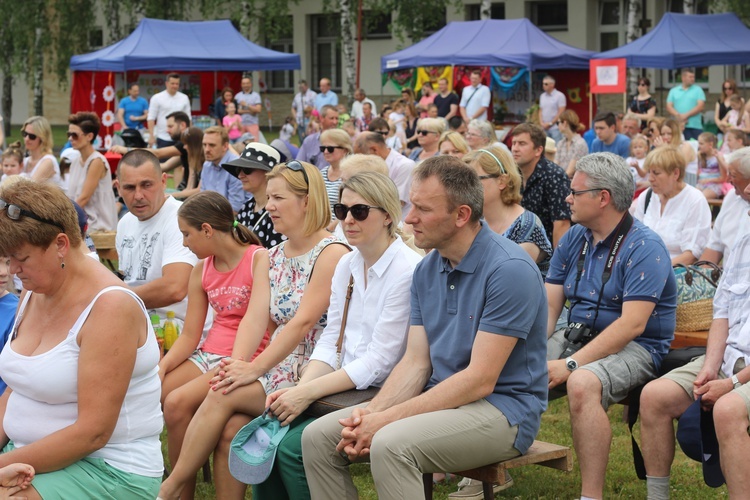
[528,70,532,121]
[214,71,218,121]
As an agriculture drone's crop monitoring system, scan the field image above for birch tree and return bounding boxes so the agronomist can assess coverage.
[625,0,642,96]
[340,0,357,103]
[683,0,695,13]
[480,0,491,19]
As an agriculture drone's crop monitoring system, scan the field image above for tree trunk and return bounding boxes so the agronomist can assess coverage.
[340,0,356,104]
[32,25,43,116]
[625,0,642,98]
[683,0,695,14]
[2,74,11,139]
[480,0,491,19]
[106,0,122,43]
[239,0,253,40]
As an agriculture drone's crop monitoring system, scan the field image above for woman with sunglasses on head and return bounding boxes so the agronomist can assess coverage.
[248,172,422,500]
[408,117,446,163]
[319,129,352,213]
[0,179,164,498]
[20,116,64,188]
[158,161,350,500]
[464,146,552,276]
[66,112,118,231]
[554,109,588,178]
[628,77,657,128]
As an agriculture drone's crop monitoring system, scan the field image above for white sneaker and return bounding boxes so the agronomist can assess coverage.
[447,472,514,499]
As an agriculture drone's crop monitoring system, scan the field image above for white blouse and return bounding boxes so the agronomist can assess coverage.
[309,236,422,389]
[632,183,711,260]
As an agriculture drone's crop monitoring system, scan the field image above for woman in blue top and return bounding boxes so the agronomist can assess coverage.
[464,146,552,276]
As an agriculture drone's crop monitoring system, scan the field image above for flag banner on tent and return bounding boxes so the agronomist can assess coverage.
[491,67,528,92]
[415,66,453,91]
[382,69,415,92]
[590,58,627,94]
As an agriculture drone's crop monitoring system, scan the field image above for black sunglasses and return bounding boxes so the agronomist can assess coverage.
[319,145,345,154]
[333,203,384,221]
[67,131,81,140]
[21,130,38,140]
[0,198,65,232]
[375,130,389,136]
[724,86,734,90]
[416,130,435,136]
[285,160,309,189]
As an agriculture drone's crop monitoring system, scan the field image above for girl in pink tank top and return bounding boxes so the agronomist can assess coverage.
[158,191,272,488]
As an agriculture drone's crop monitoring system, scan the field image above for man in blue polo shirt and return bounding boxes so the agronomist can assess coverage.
[590,111,631,159]
[302,155,548,500]
[545,152,677,500]
[117,83,149,130]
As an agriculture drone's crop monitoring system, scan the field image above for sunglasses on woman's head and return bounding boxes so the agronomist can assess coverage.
[0,198,65,231]
[319,145,345,153]
[333,203,384,222]
[21,131,38,140]
[285,160,309,189]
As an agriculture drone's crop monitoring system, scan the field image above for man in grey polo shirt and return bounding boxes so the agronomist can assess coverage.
[302,155,548,500]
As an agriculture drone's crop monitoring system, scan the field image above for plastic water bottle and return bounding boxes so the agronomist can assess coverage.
[150,313,164,355]
[163,311,180,351]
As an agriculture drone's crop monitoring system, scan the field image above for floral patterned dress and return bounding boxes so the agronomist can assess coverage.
[260,235,345,393]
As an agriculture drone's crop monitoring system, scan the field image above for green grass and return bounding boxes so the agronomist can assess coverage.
[169,398,726,499]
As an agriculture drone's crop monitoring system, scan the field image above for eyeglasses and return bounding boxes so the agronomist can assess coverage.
[333,203,384,221]
[416,130,435,136]
[569,188,604,197]
[478,174,500,180]
[285,160,309,190]
[21,131,38,140]
[67,131,80,140]
[319,145,345,153]
[0,198,65,231]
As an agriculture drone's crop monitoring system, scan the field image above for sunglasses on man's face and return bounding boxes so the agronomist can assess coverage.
[319,145,345,154]
[0,198,65,232]
[333,203,384,222]
[21,130,38,141]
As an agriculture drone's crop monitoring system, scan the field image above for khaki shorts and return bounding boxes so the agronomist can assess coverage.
[662,354,750,416]
[548,328,657,409]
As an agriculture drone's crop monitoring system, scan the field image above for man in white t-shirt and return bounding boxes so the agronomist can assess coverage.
[115,149,197,326]
[147,73,191,149]
[235,76,262,142]
[350,88,376,120]
[539,75,566,142]
[700,147,750,264]
[460,70,491,123]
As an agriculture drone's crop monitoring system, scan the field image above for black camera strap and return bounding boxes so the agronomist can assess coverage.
[569,212,634,333]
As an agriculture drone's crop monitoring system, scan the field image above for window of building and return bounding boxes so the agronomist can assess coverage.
[311,14,342,91]
[466,3,506,20]
[89,28,104,49]
[266,16,294,92]
[363,11,392,39]
[667,0,709,13]
[597,0,624,51]
[528,1,568,31]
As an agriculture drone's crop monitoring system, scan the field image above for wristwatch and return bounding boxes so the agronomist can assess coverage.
[732,374,742,389]
[565,357,579,372]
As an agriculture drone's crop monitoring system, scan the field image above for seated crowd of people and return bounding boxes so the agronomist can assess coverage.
[1,71,750,500]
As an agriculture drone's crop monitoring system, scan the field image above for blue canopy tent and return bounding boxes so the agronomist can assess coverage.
[71,18,300,71]
[592,13,750,68]
[381,19,595,72]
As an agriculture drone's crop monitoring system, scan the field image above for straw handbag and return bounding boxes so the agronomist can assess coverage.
[673,262,722,332]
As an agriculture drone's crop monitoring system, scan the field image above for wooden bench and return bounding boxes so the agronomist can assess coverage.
[90,231,118,271]
[671,330,709,349]
[422,440,572,499]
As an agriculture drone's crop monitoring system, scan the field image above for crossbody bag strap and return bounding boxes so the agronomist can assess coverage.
[335,275,355,370]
